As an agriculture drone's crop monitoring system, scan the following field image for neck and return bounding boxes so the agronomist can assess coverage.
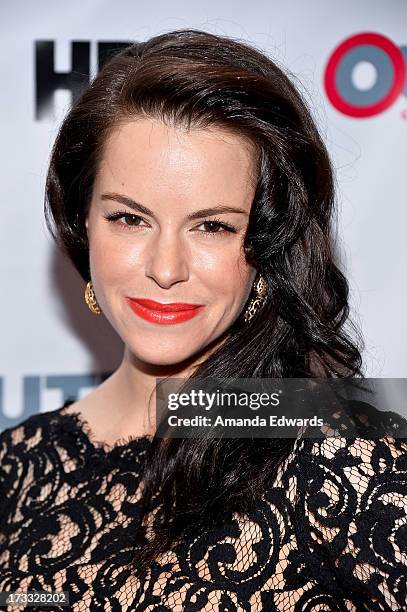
[102,336,226,436]
[88,326,230,440]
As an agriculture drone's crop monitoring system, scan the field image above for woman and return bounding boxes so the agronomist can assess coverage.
[1,29,406,611]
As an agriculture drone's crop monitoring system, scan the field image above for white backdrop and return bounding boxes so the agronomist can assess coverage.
[1,0,406,430]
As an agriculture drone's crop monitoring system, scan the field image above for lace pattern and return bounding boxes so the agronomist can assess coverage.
[0,404,406,611]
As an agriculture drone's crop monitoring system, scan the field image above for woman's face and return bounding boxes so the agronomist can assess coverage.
[86,117,258,366]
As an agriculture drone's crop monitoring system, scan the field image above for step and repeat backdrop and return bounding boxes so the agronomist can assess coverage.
[1,0,406,431]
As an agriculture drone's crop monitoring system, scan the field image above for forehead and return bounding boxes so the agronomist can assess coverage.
[94,118,257,198]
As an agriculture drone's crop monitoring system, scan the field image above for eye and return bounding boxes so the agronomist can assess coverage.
[195,218,237,235]
[103,211,148,229]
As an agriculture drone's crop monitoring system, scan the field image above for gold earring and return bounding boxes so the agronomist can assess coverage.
[243,275,268,323]
[84,281,102,315]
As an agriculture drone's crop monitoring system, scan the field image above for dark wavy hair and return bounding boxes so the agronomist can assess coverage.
[44,28,364,572]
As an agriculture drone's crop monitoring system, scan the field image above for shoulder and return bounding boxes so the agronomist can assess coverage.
[294,394,407,504]
[0,405,69,453]
[0,405,71,497]
[294,432,407,537]
[293,394,407,504]
[293,432,407,608]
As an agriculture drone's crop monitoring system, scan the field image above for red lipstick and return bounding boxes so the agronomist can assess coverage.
[126,298,204,325]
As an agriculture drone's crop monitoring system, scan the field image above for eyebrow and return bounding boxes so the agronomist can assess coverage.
[100,192,249,220]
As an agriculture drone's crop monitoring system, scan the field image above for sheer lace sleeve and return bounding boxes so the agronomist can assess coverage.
[294,434,407,611]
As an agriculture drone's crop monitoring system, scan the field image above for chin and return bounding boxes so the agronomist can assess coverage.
[131,343,205,368]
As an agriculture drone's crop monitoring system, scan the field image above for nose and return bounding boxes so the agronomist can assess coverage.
[144,230,189,289]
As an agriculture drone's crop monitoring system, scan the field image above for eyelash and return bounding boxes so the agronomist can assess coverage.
[103,210,238,236]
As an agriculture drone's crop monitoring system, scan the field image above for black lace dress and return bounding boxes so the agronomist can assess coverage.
[0,401,406,611]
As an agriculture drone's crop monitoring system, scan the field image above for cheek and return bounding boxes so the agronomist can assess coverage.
[89,234,135,281]
[204,247,256,306]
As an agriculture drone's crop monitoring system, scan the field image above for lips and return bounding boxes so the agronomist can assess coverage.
[126,298,204,325]
[129,298,202,312]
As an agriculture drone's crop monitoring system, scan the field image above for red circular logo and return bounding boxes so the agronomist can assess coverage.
[324,32,406,117]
